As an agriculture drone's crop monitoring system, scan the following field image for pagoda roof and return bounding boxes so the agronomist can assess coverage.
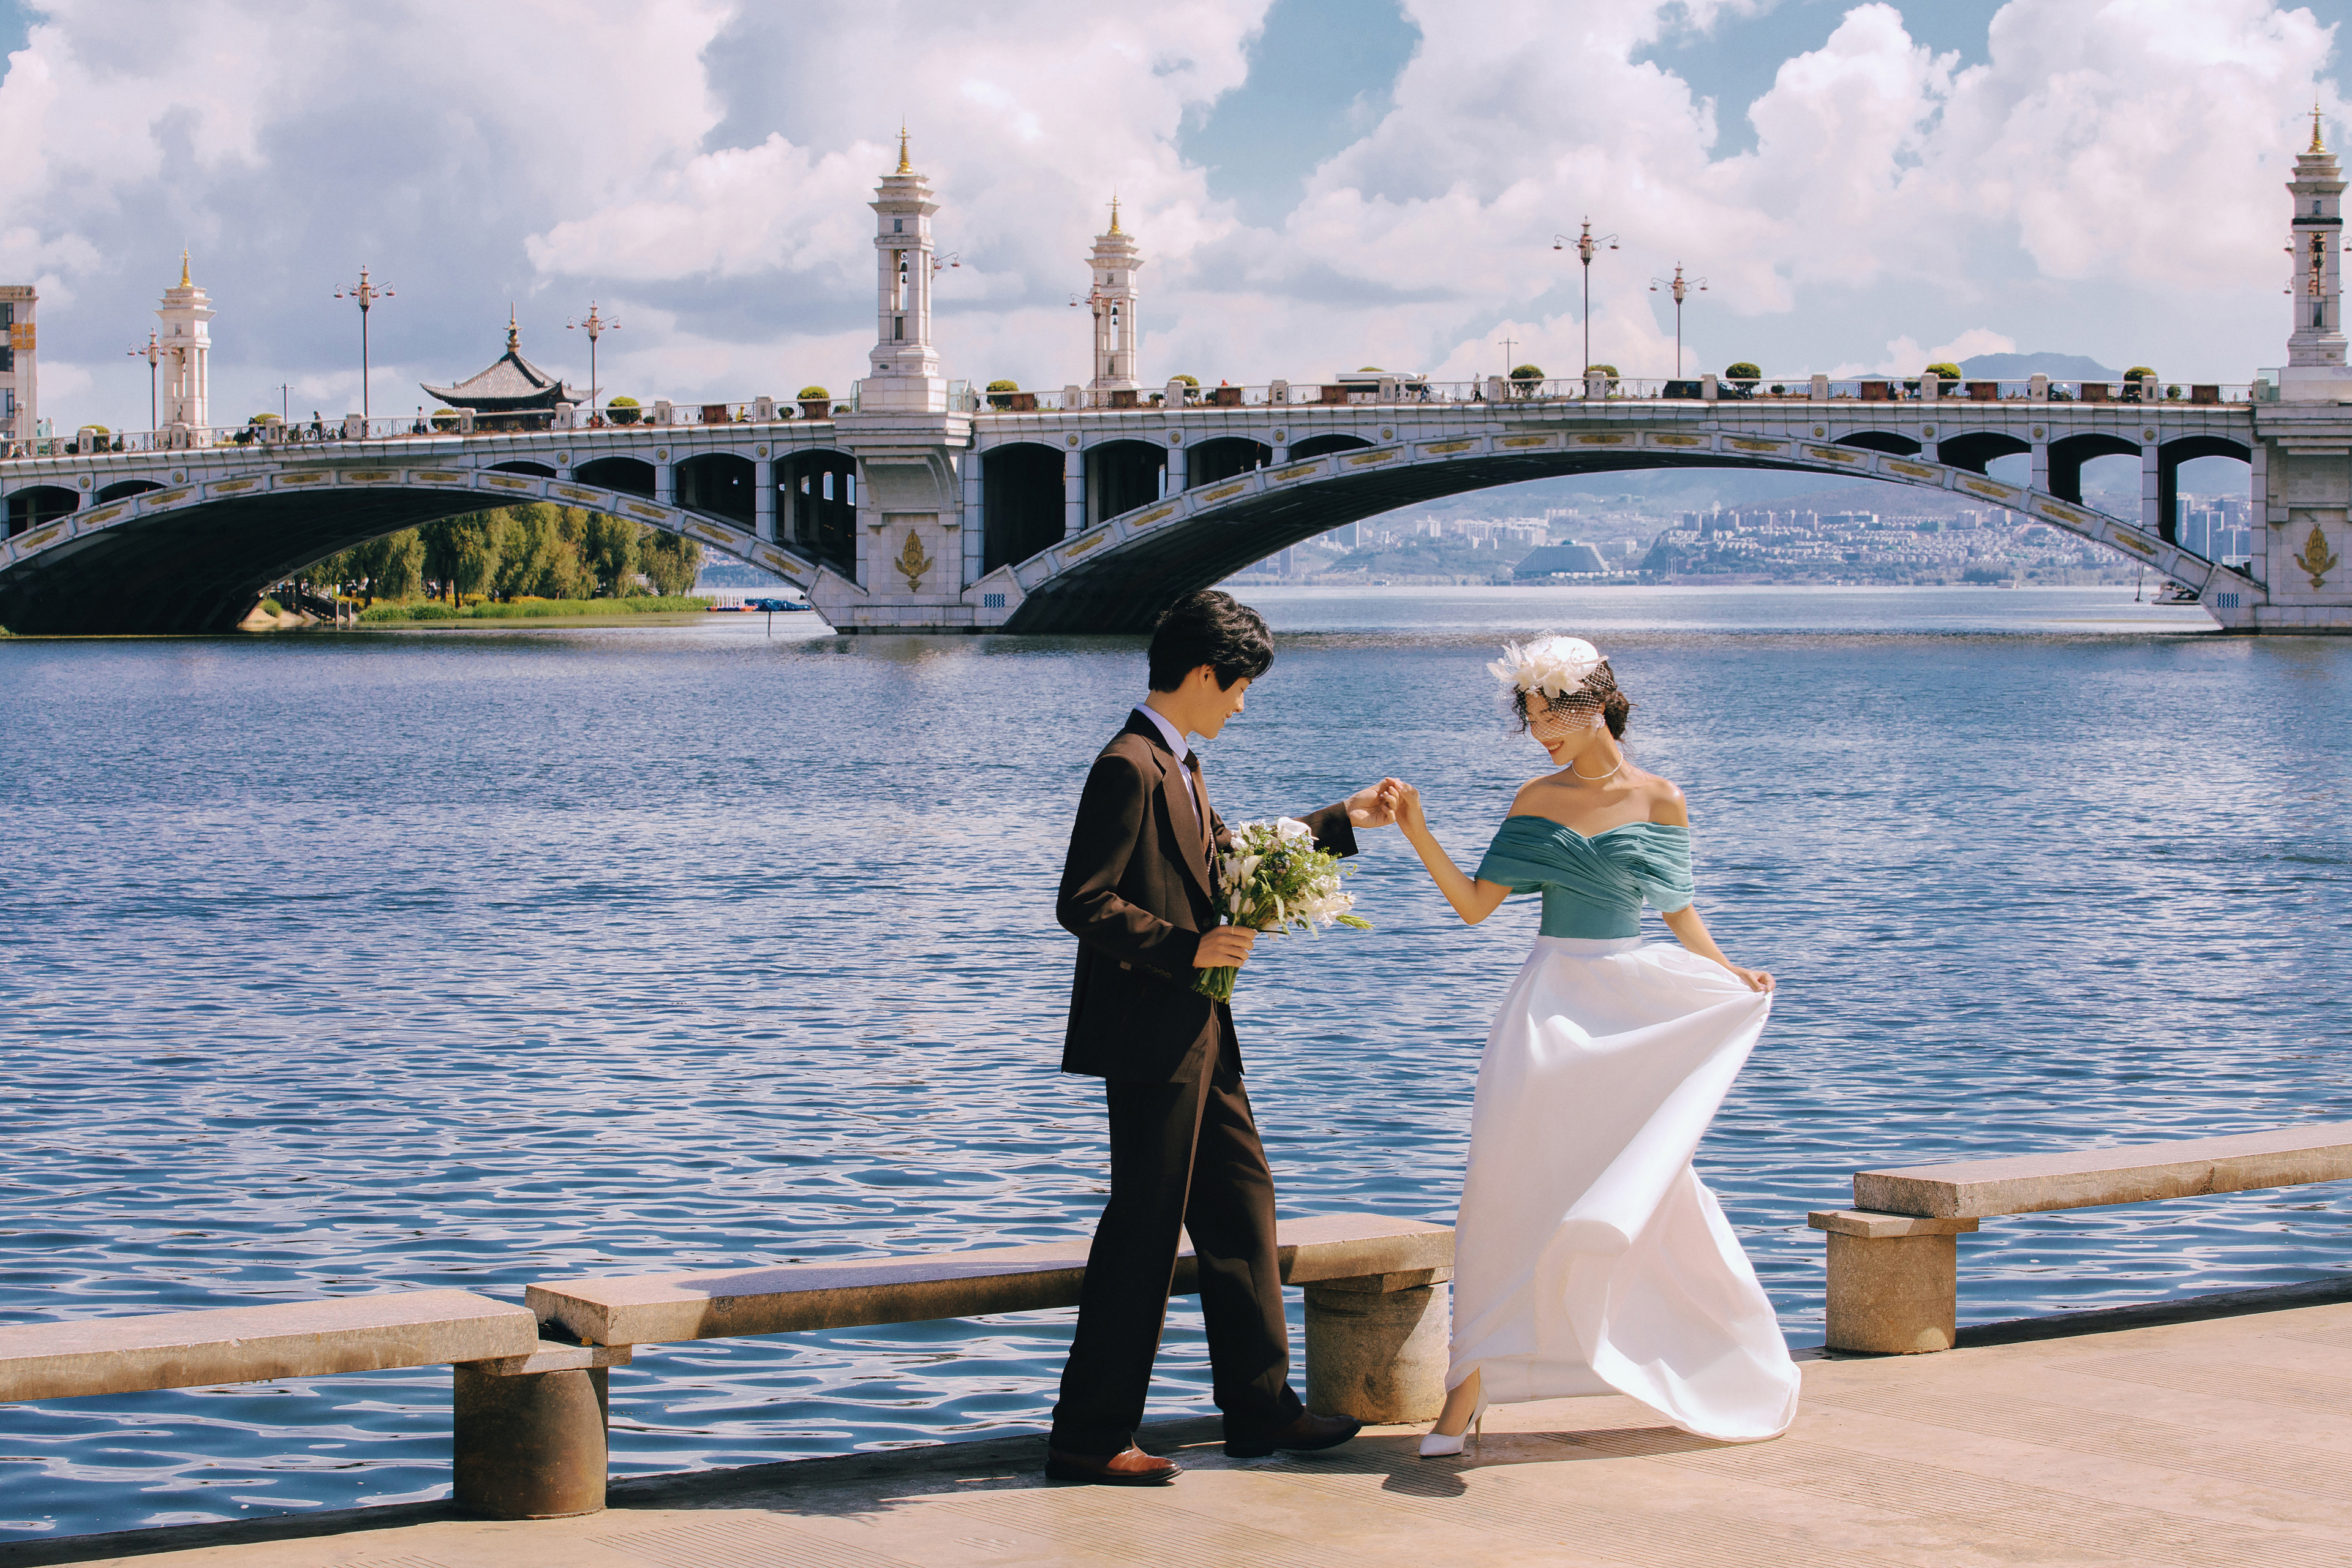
[422,313,583,410]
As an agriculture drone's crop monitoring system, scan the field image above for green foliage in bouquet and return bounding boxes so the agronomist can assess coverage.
[1195,818,1372,1003]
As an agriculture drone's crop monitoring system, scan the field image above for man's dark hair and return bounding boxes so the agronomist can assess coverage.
[1147,589,1274,692]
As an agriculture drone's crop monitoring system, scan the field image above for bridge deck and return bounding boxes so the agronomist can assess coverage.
[11,1280,2350,1567]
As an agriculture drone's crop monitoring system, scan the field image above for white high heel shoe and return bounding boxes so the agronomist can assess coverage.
[1417,1382,1488,1458]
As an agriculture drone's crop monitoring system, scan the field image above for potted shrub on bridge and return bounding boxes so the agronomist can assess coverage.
[1585,363,1619,396]
[1510,363,1545,399]
[986,379,1026,412]
[1724,361,1762,398]
[607,395,641,426]
[1925,362,1961,396]
[2123,365,2157,403]
[797,385,832,420]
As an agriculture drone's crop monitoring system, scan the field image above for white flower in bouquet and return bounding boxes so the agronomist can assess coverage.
[1196,817,1371,1002]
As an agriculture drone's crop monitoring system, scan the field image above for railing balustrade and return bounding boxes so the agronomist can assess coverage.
[0,374,2266,467]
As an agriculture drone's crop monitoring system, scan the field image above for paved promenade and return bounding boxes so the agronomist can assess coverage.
[9,1283,2351,1568]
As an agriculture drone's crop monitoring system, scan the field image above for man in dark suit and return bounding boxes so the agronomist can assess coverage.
[1045,589,1392,1485]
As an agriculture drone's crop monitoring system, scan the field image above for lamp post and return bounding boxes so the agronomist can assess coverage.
[567,302,619,424]
[127,330,160,433]
[1648,263,1706,377]
[1553,218,1617,382]
[333,267,394,421]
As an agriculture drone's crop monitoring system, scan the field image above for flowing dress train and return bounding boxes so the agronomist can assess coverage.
[1449,816,1800,1442]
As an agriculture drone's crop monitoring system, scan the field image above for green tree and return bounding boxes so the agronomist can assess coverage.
[1510,363,1545,382]
[608,394,641,426]
[420,513,507,604]
[1724,361,1762,383]
[579,510,643,596]
[494,503,594,600]
[344,529,425,603]
[2124,364,2157,381]
[641,529,703,597]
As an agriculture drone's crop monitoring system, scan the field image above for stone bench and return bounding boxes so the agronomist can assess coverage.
[1809,1122,2352,1354]
[0,1289,631,1518]
[522,1211,1453,1513]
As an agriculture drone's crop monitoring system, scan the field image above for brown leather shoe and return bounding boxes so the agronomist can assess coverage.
[1223,1408,1362,1458]
[1044,1443,1180,1485]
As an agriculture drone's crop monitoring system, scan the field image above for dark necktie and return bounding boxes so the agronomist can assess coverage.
[1183,749,1214,875]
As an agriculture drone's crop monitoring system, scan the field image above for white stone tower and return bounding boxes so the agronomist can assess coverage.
[156,251,215,431]
[1084,198,1144,391]
[859,128,948,413]
[2283,107,2352,400]
[0,284,34,441]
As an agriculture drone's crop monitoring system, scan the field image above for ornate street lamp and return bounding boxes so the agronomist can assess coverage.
[1553,218,1618,381]
[1649,263,1706,377]
[567,301,619,424]
[127,330,160,432]
[333,267,394,421]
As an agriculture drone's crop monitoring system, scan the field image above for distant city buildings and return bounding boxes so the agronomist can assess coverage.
[0,284,35,441]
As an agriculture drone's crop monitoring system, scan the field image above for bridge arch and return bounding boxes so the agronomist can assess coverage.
[782,448,857,578]
[1836,431,1923,456]
[0,461,830,636]
[2046,432,2141,505]
[1189,437,1273,486]
[981,441,1065,573]
[974,424,2254,635]
[1086,439,1166,526]
[1935,431,2031,474]
[489,460,556,478]
[7,485,78,536]
[1288,434,1372,459]
[2155,434,2255,547]
[676,453,755,527]
[575,456,655,497]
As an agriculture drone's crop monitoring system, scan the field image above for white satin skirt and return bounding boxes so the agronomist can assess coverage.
[1448,935,1800,1442]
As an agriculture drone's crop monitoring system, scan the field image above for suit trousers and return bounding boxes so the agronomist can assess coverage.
[1049,1043,1303,1455]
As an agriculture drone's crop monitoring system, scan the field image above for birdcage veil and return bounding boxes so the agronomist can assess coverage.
[1488,635,1618,736]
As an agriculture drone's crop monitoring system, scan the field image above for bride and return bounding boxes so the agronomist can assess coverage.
[1378,635,1799,1453]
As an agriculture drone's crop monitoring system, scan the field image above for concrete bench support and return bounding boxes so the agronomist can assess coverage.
[1814,1122,2352,1355]
[1808,1211,1979,1354]
[1303,1267,1450,1422]
[453,1363,609,1518]
[451,1338,631,1520]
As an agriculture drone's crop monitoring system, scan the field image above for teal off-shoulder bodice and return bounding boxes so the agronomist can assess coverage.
[1473,816,1695,939]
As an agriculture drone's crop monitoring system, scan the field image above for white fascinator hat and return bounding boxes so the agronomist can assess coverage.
[1487,635,1607,698]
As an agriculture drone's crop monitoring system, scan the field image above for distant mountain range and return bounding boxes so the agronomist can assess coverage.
[1957,351,2121,379]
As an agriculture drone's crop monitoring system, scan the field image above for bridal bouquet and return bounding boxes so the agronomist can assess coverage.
[1194,817,1371,1003]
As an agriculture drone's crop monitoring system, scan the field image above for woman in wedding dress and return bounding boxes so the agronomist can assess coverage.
[1378,636,1799,1453]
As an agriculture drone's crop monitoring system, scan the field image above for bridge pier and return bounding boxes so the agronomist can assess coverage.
[1164,434,1186,497]
[1062,443,1084,540]
[754,454,775,543]
[2141,437,2164,545]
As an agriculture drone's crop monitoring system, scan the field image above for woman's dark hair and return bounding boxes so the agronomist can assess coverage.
[1513,675,1634,741]
[1147,590,1275,692]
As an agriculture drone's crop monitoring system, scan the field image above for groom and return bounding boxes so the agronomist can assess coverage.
[1046,589,1393,1485]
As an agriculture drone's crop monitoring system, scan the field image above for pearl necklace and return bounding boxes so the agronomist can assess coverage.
[1567,756,1624,783]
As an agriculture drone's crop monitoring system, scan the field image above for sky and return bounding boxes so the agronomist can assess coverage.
[6,0,2352,433]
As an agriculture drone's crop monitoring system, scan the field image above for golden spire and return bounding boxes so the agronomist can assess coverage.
[179,249,190,288]
[897,123,911,174]
[507,304,519,350]
[1109,194,1122,235]
[2314,101,2328,154]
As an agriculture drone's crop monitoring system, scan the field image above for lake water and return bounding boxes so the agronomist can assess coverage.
[2,584,2347,1542]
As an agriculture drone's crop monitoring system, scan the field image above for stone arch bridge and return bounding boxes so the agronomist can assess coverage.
[0,390,2330,636]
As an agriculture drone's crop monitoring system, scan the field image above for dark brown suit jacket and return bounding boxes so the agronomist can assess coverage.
[1057,710,1358,1083]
